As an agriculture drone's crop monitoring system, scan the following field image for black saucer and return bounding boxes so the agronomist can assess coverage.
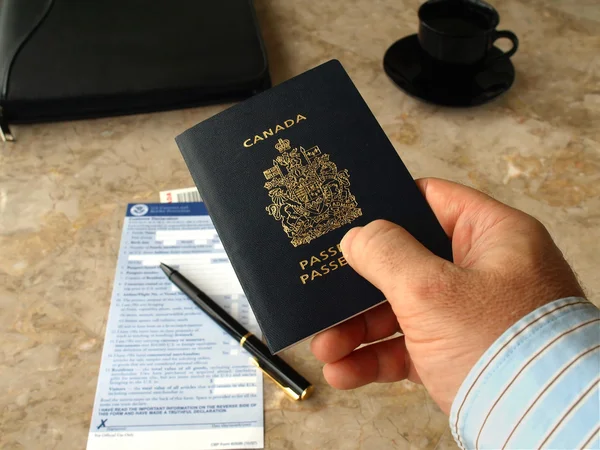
[383,34,515,107]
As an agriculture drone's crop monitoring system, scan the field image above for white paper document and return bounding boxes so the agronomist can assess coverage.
[87,202,263,450]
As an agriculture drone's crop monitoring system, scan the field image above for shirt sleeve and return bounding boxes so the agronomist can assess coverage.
[450,297,600,450]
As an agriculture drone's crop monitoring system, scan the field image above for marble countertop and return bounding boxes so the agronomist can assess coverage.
[1,0,599,449]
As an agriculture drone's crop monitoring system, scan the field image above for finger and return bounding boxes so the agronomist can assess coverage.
[414,177,512,239]
[362,301,401,342]
[323,336,409,389]
[311,302,400,363]
[340,220,447,295]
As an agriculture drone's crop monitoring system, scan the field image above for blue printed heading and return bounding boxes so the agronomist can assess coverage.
[126,202,208,217]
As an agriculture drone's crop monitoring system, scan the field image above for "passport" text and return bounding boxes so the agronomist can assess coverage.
[298,243,348,284]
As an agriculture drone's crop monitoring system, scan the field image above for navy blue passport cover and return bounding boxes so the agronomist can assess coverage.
[176,60,452,353]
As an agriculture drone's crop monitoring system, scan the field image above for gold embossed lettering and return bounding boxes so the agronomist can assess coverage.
[243,115,308,147]
[297,244,355,284]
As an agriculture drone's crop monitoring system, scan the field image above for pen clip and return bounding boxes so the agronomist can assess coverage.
[249,357,309,401]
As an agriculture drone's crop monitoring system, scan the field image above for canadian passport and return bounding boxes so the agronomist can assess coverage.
[176,60,452,353]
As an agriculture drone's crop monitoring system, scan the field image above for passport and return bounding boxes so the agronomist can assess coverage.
[176,60,452,353]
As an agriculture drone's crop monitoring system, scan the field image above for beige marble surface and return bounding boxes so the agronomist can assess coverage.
[1,0,599,449]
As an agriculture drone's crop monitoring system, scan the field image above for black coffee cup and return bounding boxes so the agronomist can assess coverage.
[418,0,518,66]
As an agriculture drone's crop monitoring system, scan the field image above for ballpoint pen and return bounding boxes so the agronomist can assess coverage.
[160,263,314,400]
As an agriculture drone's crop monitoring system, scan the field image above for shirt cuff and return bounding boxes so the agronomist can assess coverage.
[449,297,600,450]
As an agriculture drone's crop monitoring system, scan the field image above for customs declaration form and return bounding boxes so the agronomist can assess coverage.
[87,202,263,450]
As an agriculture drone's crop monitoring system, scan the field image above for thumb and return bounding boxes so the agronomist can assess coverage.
[340,220,450,299]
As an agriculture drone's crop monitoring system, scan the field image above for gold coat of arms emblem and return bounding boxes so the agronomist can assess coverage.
[263,138,362,247]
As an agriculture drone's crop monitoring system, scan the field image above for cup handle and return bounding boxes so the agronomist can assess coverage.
[493,30,519,58]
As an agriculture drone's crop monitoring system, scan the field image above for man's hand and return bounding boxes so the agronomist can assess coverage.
[311,178,584,414]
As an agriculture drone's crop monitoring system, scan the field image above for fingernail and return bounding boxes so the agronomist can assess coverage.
[340,227,362,256]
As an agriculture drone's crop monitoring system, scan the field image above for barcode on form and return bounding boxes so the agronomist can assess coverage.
[159,187,202,203]
[176,190,201,202]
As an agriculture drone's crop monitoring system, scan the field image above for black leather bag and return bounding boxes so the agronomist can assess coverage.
[0,0,270,140]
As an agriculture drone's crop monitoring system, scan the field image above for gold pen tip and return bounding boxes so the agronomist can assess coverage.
[300,385,314,400]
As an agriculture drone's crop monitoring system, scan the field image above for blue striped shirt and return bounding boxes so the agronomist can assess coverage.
[450,297,600,449]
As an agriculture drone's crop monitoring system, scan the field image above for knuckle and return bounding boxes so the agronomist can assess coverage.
[513,212,551,241]
[525,215,550,236]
